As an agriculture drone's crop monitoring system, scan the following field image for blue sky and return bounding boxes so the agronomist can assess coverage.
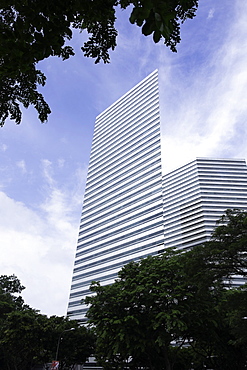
[1,0,247,316]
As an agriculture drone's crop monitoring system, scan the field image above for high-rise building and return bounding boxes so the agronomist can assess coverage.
[162,157,247,288]
[67,70,164,321]
[68,71,247,322]
[163,157,247,251]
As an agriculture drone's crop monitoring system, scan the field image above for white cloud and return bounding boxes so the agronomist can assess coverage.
[0,160,87,317]
[0,144,7,152]
[207,8,215,19]
[16,160,27,174]
[41,159,54,187]
[160,0,247,174]
[58,158,65,168]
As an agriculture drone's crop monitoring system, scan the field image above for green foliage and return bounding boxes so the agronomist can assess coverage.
[86,209,247,369]
[185,209,247,285]
[0,274,95,370]
[0,308,47,370]
[129,0,198,49]
[86,250,225,369]
[54,320,95,369]
[0,0,199,125]
[0,68,51,125]
[0,274,25,316]
[0,274,25,294]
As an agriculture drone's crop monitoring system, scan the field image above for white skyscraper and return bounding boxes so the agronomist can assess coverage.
[68,71,247,322]
[68,70,164,321]
[162,157,247,288]
[163,158,247,251]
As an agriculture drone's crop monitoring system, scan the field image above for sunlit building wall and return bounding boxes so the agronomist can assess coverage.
[67,70,164,321]
[163,157,247,251]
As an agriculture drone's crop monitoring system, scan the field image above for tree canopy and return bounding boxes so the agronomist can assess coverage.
[0,0,199,125]
[0,274,95,370]
[85,209,247,370]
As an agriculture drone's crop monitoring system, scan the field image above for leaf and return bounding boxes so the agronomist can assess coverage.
[142,19,155,36]
[153,30,161,43]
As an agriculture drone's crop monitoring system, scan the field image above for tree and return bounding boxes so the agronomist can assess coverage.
[54,322,95,369]
[85,249,226,370]
[203,208,247,279]
[0,274,25,316]
[0,308,49,370]
[85,210,247,370]
[0,275,95,370]
[0,309,95,370]
[0,0,199,125]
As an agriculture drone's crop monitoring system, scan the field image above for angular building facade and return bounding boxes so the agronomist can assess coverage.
[163,158,247,251]
[68,71,247,322]
[67,70,165,321]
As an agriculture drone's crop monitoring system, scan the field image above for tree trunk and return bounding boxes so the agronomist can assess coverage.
[162,346,171,370]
